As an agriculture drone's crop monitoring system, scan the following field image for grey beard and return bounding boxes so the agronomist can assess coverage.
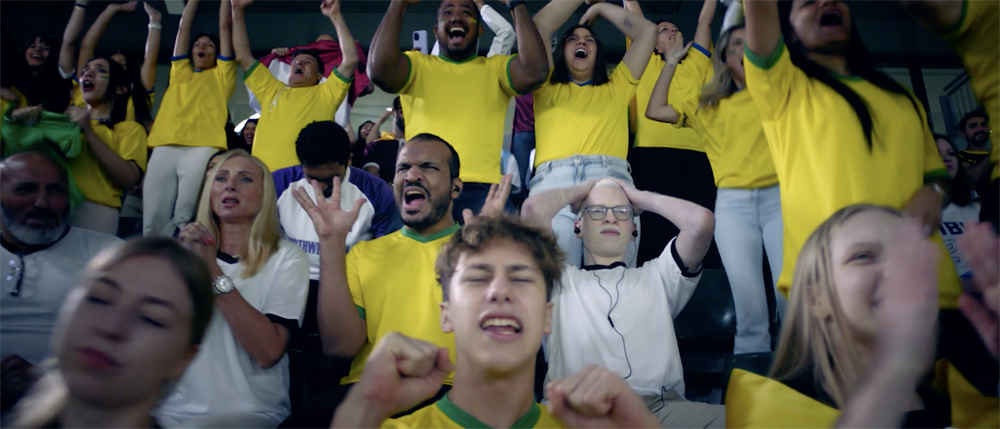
[0,205,68,246]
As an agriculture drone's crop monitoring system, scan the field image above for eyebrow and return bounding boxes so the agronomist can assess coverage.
[96,277,180,314]
[96,276,122,291]
[467,263,536,273]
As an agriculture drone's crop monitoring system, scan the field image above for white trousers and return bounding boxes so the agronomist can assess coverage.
[69,200,119,236]
[143,146,219,236]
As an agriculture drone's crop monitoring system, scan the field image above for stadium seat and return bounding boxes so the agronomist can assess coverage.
[721,352,775,404]
[674,269,737,397]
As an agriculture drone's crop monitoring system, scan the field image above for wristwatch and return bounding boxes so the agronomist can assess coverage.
[213,275,236,295]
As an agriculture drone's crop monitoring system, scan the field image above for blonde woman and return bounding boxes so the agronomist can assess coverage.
[8,237,214,428]
[154,150,309,428]
[646,1,783,354]
[725,204,999,428]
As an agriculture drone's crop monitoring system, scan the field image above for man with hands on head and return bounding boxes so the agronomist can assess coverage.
[232,0,358,172]
[368,0,549,221]
[278,134,512,428]
[522,179,723,428]
[330,215,658,429]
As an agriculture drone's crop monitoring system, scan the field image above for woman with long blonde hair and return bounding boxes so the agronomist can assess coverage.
[645,1,783,354]
[725,204,998,428]
[154,150,310,428]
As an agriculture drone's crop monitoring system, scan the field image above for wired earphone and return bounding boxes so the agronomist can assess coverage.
[574,223,639,380]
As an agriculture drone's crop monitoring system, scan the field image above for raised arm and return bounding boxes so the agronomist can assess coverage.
[172,0,199,58]
[623,0,643,17]
[533,0,586,71]
[140,2,162,91]
[67,107,142,190]
[644,37,690,124]
[322,0,359,79]
[694,0,718,49]
[613,178,714,270]
[521,180,597,232]
[504,0,550,93]
[367,110,393,145]
[293,179,369,358]
[219,0,234,59]
[897,0,964,32]
[368,1,415,93]
[476,0,515,57]
[79,2,138,81]
[581,2,657,80]
[744,0,781,59]
[230,0,257,71]
[59,0,89,77]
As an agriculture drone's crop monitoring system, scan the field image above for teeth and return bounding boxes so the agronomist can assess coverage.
[482,318,521,331]
[405,191,423,197]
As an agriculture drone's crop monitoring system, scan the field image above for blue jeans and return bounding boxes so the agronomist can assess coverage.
[714,186,786,353]
[529,155,638,268]
[511,132,536,207]
[452,182,515,224]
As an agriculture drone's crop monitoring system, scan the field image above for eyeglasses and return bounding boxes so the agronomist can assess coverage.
[6,255,24,297]
[583,205,634,221]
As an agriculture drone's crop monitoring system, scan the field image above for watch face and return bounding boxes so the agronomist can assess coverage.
[214,276,235,294]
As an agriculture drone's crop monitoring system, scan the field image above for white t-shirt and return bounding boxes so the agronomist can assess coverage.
[545,238,700,397]
[155,241,310,424]
[0,228,121,364]
[277,168,376,280]
[940,201,982,279]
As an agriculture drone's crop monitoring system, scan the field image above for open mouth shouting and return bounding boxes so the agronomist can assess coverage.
[221,194,240,209]
[293,65,304,76]
[819,8,844,27]
[402,184,429,213]
[447,22,468,44]
[480,312,522,340]
[574,45,590,59]
[80,78,96,92]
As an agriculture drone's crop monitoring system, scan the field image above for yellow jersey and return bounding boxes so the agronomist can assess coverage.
[534,63,640,167]
[383,394,564,428]
[633,53,705,152]
[397,51,521,184]
[725,362,998,428]
[343,225,461,385]
[940,0,1000,181]
[246,62,352,171]
[744,38,961,306]
[147,56,235,152]
[672,47,778,190]
[68,120,148,209]
[0,87,28,131]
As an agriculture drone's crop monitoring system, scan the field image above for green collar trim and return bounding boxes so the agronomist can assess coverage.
[941,0,969,35]
[437,52,478,65]
[436,393,542,429]
[831,70,864,81]
[400,223,460,243]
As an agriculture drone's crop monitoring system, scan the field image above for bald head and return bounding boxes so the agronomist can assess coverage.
[1,151,71,246]
[316,34,336,42]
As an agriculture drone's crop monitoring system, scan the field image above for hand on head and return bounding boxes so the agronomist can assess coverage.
[547,365,659,429]
[292,177,366,240]
[957,222,999,359]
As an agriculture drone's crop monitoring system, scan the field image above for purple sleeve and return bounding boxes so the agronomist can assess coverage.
[272,166,304,198]
[348,167,402,237]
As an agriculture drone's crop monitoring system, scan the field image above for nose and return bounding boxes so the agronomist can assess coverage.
[403,166,424,183]
[94,309,129,342]
[34,190,52,210]
[486,277,513,303]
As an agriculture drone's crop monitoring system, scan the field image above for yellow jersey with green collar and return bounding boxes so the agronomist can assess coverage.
[69,120,148,209]
[671,46,778,190]
[632,52,706,152]
[245,61,353,171]
[383,394,564,428]
[744,38,961,307]
[147,55,236,151]
[940,0,999,181]
[534,62,640,167]
[397,51,521,184]
[343,224,461,385]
